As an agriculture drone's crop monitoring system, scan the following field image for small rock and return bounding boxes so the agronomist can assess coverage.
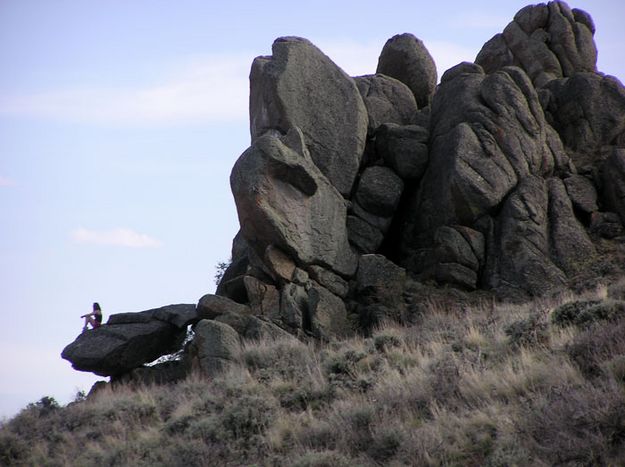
[264,245,296,283]
[189,320,241,375]
[347,215,384,254]
[307,265,349,298]
[354,166,404,217]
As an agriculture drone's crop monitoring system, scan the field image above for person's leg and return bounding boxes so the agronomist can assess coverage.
[83,316,90,331]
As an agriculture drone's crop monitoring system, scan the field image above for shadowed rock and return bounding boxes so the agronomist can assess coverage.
[542,73,625,161]
[376,123,429,180]
[603,149,625,225]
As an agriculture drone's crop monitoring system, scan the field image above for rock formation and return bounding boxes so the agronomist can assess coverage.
[62,1,625,386]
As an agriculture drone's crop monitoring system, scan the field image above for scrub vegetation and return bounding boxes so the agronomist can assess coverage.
[3,282,625,466]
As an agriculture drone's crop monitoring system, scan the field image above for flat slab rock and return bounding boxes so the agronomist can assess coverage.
[61,304,194,376]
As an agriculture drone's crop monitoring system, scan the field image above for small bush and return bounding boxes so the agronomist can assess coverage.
[221,394,276,439]
[367,427,403,462]
[551,299,601,327]
[504,314,549,348]
[552,299,625,328]
[291,450,353,467]
[567,318,625,378]
[0,431,28,466]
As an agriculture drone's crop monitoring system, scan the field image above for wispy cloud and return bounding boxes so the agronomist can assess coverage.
[0,176,16,187]
[0,54,251,126]
[71,227,162,248]
[0,40,478,128]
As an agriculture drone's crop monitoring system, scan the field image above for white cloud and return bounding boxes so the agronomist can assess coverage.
[0,54,252,126]
[71,227,162,248]
[0,176,16,187]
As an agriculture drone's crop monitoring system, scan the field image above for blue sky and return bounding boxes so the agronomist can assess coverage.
[1,0,623,418]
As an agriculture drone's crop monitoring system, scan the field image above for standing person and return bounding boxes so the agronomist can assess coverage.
[81,302,103,331]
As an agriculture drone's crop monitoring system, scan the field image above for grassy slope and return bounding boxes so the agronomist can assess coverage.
[3,279,625,466]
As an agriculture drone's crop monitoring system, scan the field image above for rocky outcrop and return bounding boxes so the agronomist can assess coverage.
[61,304,195,376]
[476,1,597,88]
[62,2,625,381]
[250,36,368,196]
[376,33,437,107]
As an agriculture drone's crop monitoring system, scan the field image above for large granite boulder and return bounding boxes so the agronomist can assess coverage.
[376,33,437,108]
[231,127,358,277]
[476,1,597,88]
[250,36,368,196]
[542,73,625,160]
[355,254,406,329]
[61,304,194,376]
[354,74,418,134]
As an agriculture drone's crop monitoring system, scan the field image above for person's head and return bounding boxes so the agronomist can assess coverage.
[93,302,101,312]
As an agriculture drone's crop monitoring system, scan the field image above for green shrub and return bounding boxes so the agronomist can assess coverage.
[0,431,28,466]
[551,300,601,327]
[221,394,276,439]
[367,428,403,463]
[553,299,625,328]
[373,333,403,352]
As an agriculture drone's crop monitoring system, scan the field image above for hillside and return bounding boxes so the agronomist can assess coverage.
[4,281,625,465]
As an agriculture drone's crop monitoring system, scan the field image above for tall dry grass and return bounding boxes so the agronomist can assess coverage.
[3,282,625,466]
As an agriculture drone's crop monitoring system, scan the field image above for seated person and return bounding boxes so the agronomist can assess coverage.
[81,302,103,331]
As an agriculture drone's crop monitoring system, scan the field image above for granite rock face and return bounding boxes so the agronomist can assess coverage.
[231,128,358,278]
[250,36,368,196]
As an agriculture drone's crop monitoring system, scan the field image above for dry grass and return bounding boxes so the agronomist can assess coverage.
[3,283,625,466]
